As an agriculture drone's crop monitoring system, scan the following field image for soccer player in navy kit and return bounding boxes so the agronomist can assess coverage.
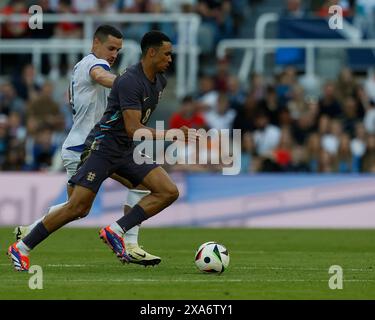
[8,31,194,270]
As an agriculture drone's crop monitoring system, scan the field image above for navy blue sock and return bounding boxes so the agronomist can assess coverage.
[22,222,50,249]
[116,204,148,232]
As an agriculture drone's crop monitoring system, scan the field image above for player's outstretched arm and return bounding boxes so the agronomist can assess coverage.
[123,109,165,140]
[90,66,116,88]
[123,110,199,143]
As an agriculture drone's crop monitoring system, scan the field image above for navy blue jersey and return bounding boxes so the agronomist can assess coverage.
[87,62,167,154]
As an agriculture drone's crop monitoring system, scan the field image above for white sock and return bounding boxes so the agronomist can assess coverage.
[124,189,150,245]
[27,202,68,231]
[110,222,124,237]
[16,240,30,255]
[124,225,139,245]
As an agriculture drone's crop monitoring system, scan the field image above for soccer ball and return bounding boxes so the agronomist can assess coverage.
[194,241,230,273]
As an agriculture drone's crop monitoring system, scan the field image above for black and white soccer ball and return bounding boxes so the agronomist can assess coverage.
[194,241,230,273]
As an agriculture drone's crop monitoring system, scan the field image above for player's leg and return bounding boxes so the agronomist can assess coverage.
[104,166,179,249]
[8,150,114,271]
[14,149,79,241]
[8,185,96,271]
[110,173,160,265]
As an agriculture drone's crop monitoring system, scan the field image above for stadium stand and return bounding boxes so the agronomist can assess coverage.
[1,0,375,174]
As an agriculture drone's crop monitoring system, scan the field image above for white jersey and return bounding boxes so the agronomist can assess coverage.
[62,53,111,153]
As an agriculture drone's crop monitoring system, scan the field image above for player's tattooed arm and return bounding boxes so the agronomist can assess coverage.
[90,67,116,88]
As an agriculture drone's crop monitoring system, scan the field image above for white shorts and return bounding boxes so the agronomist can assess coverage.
[61,148,82,179]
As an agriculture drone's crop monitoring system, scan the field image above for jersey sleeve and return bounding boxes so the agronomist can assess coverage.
[87,57,111,79]
[116,75,143,112]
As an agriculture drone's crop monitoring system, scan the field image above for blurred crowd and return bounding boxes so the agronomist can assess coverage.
[168,63,375,174]
[1,0,375,174]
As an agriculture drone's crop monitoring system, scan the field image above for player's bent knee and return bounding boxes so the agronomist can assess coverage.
[67,201,91,219]
[162,184,179,205]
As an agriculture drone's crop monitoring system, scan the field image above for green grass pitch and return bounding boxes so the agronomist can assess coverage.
[0,227,374,299]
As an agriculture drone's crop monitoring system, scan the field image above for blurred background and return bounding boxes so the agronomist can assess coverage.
[1,0,375,228]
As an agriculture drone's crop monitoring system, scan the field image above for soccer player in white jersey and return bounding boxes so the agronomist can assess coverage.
[14,25,161,266]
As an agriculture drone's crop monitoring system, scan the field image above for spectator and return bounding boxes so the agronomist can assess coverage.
[290,145,310,172]
[7,111,26,143]
[232,92,257,133]
[0,1,31,73]
[214,58,230,93]
[169,96,206,129]
[249,73,266,101]
[196,0,234,53]
[336,133,353,172]
[226,75,246,111]
[54,0,82,38]
[257,85,280,125]
[318,81,342,118]
[26,81,64,130]
[341,96,361,137]
[204,93,236,130]
[321,118,342,156]
[306,132,321,172]
[29,126,58,171]
[0,81,25,117]
[271,127,294,171]
[287,84,307,120]
[350,122,367,170]
[12,64,41,102]
[291,97,319,145]
[196,75,219,112]
[0,0,29,39]
[335,67,358,105]
[353,84,368,119]
[318,150,336,172]
[2,141,25,170]
[48,0,83,76]
[253,110,281,157]
[275,66,297,108]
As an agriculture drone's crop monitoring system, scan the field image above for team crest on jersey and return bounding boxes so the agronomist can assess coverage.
[87,172,96,182]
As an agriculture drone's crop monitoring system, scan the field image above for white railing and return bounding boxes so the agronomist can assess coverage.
[222,13,373,84]
[217,39,375,83]
[0,38,140,76]
[0,13,201,98]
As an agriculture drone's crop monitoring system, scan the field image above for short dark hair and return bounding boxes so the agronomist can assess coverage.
[94,25,123,42]
[141,30,171,56]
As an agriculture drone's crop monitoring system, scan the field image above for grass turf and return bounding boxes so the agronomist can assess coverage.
[0,227,374,300]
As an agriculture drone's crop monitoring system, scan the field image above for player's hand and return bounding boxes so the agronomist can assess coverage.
[179,126,201,143]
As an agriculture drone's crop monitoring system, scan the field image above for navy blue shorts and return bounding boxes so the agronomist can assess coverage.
[69,146,158,194]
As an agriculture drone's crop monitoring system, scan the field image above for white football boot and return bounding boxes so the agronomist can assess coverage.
[126,244,161,267]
